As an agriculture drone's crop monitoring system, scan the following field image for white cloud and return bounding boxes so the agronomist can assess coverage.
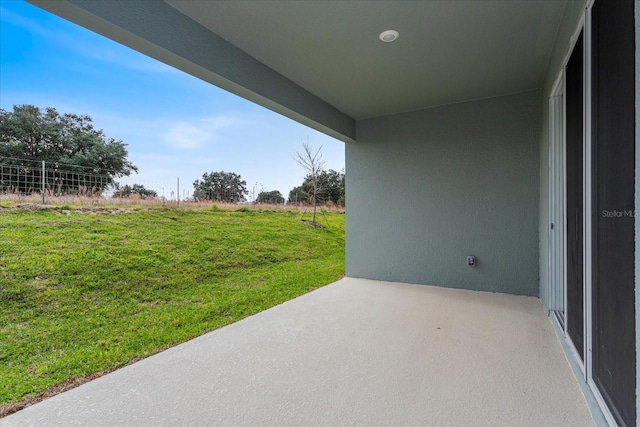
[0,7,48,36]
[1,5,175,74]
[163,122,212,149]
[161,114,245,150]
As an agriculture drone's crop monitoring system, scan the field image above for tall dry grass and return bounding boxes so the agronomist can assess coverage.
[0,192,345,213]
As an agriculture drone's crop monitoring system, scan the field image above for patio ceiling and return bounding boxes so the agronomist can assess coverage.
[28,0,567,142]
[166,0,567,120]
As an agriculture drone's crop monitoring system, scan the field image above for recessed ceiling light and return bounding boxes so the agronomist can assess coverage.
[379,30,399,43]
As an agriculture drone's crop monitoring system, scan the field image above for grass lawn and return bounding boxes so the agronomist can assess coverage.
[0,205,345,411]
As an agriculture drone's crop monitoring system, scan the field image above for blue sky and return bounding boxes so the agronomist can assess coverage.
[0,0,344,201]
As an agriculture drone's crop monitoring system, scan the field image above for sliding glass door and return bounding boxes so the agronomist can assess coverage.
[549,1,635,424]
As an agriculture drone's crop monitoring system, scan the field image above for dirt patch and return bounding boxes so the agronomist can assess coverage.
[15,203,58,211]
[302,220,325,229]
[0,204,138,215]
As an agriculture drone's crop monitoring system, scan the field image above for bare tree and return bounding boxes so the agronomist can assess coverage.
[295,142,325,224]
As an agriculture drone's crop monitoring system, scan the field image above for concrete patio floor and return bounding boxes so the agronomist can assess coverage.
[4,278,594,426]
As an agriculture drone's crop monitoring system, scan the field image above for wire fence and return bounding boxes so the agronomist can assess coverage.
[0,157,343,209]
[1,158,112,199]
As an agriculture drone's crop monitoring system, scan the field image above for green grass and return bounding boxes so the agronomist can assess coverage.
[0,207,345,407]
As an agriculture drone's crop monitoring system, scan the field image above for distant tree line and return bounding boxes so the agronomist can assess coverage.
[256,190,285,204]
[192,145,345,211]
[288,169,345,206]
[188,168,344,207]
[1,105,344,207]
[112,183,157,199]
[192,171,248,202]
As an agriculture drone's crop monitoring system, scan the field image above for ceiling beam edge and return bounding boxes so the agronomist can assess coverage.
[27,0,356,143]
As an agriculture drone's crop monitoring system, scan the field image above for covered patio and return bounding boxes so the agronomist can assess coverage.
[18,0,640,424]
[4,278,594,426]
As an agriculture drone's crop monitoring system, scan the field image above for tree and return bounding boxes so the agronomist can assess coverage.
[192,171,248,202]
[112,183,157,199]
[256,190,284,204]
[338,170,345,206]
[0,105,137,194]
[295,142,325,223]
[288,185,310,205]
[320,169,345,206]
[288,169,345,206]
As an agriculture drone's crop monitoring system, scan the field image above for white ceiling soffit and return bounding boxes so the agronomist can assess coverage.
[166,0,567,120]
[27,0,567,142]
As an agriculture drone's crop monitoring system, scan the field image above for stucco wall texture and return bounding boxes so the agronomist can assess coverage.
[347,90,541,296]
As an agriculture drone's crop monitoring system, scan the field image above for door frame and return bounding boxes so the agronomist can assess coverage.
[548,13,586,374]
[548,77,565,318]
[547,2,618,424]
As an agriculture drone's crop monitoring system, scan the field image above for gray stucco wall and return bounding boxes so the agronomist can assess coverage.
[538,0,587,309]
[346,90,541,296]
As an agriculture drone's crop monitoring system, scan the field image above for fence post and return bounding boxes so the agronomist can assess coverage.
[177,177,180,206]
[41,160,45,204]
